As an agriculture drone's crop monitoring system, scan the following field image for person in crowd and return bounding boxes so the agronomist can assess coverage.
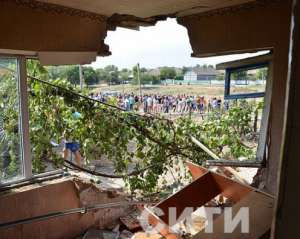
[129,94,135,111]
[124,96,130,111]
[94,91,226,115]
[153,95,158,114]
[63,109,83,166]
[147,95,153,113]
[143,95,148,113]
[200,96,205,114]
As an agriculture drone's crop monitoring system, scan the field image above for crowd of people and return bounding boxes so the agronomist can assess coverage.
[90,92,229,114]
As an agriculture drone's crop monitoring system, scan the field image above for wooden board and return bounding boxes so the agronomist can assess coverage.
[194,191,274,239]
[156,172,220,225]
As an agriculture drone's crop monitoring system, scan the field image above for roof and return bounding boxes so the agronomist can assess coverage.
[37,0,257,18]
[216,53,272,70]
[187,67,218,76]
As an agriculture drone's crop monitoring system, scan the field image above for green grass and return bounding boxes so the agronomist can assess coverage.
[92,84,265,98]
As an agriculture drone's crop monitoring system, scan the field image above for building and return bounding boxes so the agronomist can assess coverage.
[183,67,218,84]
[0,0,299,238]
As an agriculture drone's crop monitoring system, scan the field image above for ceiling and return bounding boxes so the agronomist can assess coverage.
[37,0,257,18]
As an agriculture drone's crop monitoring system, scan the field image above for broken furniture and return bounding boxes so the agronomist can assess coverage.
[142,162,274,239]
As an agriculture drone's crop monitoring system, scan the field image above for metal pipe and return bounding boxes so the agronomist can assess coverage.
[0,201,147,230]
[207,160,263,168]
[0,170,67,191]
[191,136,264,168]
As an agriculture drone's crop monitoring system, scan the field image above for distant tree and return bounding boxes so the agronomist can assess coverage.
[83,67,98,85]
[65,66,80,85]
[182,66,189,75]
[119,68,130,83]
[175,73,184,81]
[64,66,100,86]
[46,65,70,80]
[132,66,159,85]
[160,67,176,80]
[256,68,268,81]
[217,72,225,81]
[104,65,119,84]
[140,67,147,73]
[151,75,161,85]
[104,65,118,73]
[141,74,154,84]
[231,70,248,81]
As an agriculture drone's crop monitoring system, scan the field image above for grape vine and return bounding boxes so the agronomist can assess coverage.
[0,60,260,194]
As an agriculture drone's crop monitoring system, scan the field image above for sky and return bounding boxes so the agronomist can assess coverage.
[90,18,268,70]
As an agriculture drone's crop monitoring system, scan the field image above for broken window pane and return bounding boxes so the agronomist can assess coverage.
[229,67,267,96]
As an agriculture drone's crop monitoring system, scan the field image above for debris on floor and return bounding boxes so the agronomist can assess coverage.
[119,230,134,239]
[82,229,119,239]
[120,208,142,231]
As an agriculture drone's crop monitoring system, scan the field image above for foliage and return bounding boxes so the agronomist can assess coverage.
[82,67,99,85]
[160,67,177,80]
[0,64,22,181]
[256,68,268,81]
[27,80,258,193]
[199,101,257,159]
[65,66,80,85]
[182,66,189,75]
[175,74,184,81]
[231,70,248,82]
[132,66,160,85]
[119,68,131,83]
[103,65,120,84]
[1,60,260,194]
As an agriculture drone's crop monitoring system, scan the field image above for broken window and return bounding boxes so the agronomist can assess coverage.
[224,63,268,99]
[209,53,272,167]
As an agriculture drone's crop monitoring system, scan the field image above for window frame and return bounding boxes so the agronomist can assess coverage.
[212,53,273,167]
[224,62,269,100]
[0,54,66,188]
[0,54,32,185]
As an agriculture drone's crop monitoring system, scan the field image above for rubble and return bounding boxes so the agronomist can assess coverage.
[82,229,119,239]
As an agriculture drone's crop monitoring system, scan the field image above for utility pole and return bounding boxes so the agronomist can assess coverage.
[137,63,142,97]
[79,65,84,90]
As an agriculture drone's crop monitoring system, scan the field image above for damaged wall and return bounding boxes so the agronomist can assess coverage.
[0,178,131,239]
[0,1,109,56]
[178,0,292,195]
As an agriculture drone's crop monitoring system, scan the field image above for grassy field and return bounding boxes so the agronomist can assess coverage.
[92,84,224,97]
[91,84,265,98]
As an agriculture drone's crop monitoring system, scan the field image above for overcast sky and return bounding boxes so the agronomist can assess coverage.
[90,18,267,70]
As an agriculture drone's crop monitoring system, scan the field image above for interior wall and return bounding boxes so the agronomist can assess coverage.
[178,0,292,195]
[272,0,300,237]
[0,178,129,239]
[0,1,109,56]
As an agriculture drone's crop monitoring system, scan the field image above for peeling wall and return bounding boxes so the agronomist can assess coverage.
[0,178,131,239]
[178,0,292,195]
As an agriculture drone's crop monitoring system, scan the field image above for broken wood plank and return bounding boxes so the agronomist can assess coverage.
[189,138,249,184]
[155,172,221,226]
[141,207,181,239]
[194,191,274,239]
[207,160,263,168]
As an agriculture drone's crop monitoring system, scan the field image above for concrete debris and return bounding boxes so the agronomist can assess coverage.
[132,232,163,239]
[120,208,141,230]
[83,229,119,239]
[120,230,134,239]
